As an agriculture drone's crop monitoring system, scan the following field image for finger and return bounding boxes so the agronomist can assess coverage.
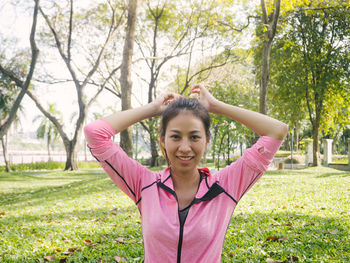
[164,93,181,105]
[190,84,204,94]
[190,86,200,94]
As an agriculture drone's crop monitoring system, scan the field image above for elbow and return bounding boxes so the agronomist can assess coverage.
[83,122,94,138]
[277,123,289,141]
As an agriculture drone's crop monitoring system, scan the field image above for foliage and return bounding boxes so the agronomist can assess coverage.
[200,49,258,168]
[267,1,350,165]
[0,167,349,262]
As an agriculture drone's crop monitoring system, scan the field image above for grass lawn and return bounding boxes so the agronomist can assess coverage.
[0,167,349,262]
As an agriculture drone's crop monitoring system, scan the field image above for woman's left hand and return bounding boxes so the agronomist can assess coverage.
[190,84,218,113]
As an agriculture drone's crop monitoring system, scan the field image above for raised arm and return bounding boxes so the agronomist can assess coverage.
[191,84,288,140]
[103,93,181,133]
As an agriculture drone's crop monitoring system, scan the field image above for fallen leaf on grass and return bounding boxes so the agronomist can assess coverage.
[116,238,126,244]
[84,240,100,246]
[301,221,315,227]
[43,255,56,261]
[266,236,279,241]
[0,211,5,216]
[68,247,78,252]
[266,236,289,242]
[290,256,299,262]
[114,256,126,262]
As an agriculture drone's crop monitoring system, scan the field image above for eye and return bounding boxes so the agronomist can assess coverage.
[191,135,200,140]
[170,135,180,140]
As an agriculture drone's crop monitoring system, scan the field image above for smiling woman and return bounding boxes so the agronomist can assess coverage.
[84,84,288,263]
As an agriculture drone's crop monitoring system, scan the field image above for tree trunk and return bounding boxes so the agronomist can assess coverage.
[312,123,320,166]
[0,0,40,139]
[149,127,159,167]
[259,0,281,115]
[1,135,11,172]
[119,0,138,157]
[259,39,272,114]
[64,141,79,170]
[294,124,299,152]
[47,133,52,161]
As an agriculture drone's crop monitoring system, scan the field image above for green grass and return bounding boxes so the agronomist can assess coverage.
[0,161,101,172]
[0,167,349,262]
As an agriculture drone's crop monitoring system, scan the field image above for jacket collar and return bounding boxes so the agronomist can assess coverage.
[159,167,212,199]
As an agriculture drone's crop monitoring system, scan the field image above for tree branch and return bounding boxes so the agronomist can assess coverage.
[260,0,269,25]
[25,89,70,146]
[0,0,40,138]
[67,0,73,62]
[270,0,281,39]
[81,6,127,89]
[218,15,258,32]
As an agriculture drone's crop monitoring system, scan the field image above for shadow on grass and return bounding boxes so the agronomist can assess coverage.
[266,167,350,178]
[0,171,114,207]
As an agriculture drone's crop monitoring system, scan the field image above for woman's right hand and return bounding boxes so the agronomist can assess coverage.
[190,84,219,113]
[152,93,182,116]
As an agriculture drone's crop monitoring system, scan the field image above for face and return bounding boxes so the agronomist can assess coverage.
[160,111,209,173]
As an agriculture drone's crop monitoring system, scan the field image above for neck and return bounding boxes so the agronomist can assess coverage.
[170,166,200,190]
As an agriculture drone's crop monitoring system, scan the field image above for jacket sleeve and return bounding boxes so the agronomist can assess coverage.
[84,118,151,203]
[217,136,283,202]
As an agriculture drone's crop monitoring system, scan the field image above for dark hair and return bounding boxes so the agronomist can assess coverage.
[159,97,211,165]
[160,97,211,138]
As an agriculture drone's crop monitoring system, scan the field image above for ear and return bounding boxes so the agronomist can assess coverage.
[205,137,210,147]
[160,136,165,148]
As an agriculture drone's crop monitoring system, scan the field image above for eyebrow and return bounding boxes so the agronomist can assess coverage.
[169,129,201,133]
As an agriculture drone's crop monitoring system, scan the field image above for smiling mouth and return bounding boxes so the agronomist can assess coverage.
[177,156,194,161]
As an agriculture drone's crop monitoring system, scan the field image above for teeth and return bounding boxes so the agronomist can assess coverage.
[178,156,192,161]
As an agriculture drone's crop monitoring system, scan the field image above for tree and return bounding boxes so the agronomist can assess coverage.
[25,0,126,170]
[0,0,39,139]
[268,1,350,165]
[0,76,22,172]
[33,103,61,161]
[119,0,139,157]
[258,0,281,115]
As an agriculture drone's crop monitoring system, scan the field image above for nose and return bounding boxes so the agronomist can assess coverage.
[178,138,191,153]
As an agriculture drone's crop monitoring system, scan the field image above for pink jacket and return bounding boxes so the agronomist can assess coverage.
[84,119,283,263]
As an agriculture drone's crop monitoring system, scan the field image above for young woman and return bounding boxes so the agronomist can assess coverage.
[84,84,288,262]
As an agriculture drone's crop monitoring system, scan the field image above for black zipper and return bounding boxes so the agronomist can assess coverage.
[177,210,185,263]
[177,205,190,263]
[157,174,204,263]
[176,175,204,263]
